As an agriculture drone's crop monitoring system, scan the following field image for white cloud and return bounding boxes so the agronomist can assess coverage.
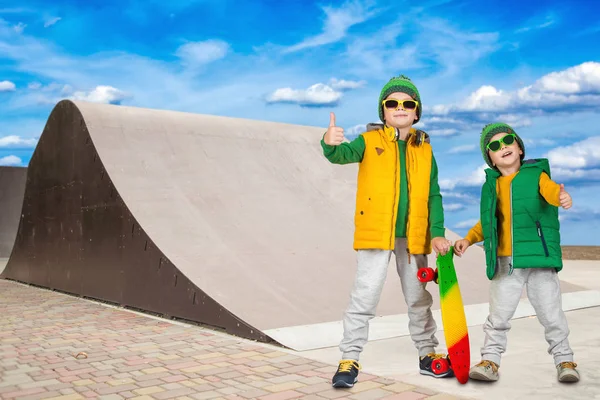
[0,155,22,166]
[0,17,323,118]
[44,17,61,28]
[419,19,499,76]
[0,80,16,91]
[329,78,366,91]
[428,128,460,138]
[344,22,421,77]
[283,0,379,53]
[523,137,556,148]
[345,124,365,138]
[496,114,532,128]
[552,167,600,183]
[419,116,472,132]
[424,117,463,125]
[11,82,77,106]
[559,206,600,222]
[344,17,499,78]
[432,62,600,117]
[0,135,37,147]
[440,163,487,190]
[441,191,476,200]
[266,83,342,107]
[13,22,25,33]
[71,85,129,105]
[448,144,477,154]
[445,203,466,212]
[515,12,557,33]
[531,62,600,94]
[546,136,600,169]
[575,23,600,37]
[0,8,33,14]
[267,76,367,107]
[443,137,600,190]
[175,39,229,67]
[454,219,479,229]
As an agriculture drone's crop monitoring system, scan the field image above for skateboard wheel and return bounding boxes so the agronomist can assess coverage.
[433,269,439,284]
[431,358,449,374]
[417,267,435,282]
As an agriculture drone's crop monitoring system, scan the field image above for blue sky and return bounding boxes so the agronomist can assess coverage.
[1,0,599,245]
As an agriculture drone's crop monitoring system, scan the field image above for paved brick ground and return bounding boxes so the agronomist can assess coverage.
[0,279,464,400]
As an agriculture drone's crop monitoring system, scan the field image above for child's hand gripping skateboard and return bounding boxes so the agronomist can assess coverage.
[417,246,470,384]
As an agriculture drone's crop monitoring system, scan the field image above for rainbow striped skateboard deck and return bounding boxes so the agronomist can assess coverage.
[417,247,470,384]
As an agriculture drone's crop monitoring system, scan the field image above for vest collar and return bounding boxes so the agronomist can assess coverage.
[485,158,550,181]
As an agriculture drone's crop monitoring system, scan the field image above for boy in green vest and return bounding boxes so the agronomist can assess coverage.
[321,75,454,388]
[454,122,580,383]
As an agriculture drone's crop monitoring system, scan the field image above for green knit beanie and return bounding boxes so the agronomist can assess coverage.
[378,75,421,123]
[480,123,526,168]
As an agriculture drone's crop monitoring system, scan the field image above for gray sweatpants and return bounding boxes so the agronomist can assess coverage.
[482,256,574,366]
[339,237,439,360]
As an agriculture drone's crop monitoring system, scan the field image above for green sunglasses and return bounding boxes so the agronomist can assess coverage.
[487,133,516,152]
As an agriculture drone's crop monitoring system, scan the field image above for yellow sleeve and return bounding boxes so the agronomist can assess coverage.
[465,220,484,244]
[539,172,561,207]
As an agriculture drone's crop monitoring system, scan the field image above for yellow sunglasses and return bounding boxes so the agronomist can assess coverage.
[382,98,419,111]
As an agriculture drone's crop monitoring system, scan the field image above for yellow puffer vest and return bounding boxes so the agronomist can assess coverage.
[354,125,432,253]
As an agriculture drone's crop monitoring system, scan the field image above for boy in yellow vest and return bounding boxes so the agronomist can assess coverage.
[454,122,580,383]
[321,75,453,388]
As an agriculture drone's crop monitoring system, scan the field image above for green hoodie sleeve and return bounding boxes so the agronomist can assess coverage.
[320,134,365,164]
[428,154,445,238]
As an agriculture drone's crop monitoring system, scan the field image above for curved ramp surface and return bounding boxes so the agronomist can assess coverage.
[2,99,363,343]
[0,166,27,259]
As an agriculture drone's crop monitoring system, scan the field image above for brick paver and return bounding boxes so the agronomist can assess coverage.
[0,279,464,399]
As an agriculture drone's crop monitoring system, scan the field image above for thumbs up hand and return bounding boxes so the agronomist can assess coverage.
[323,112,345,146]
[559,184,572,209]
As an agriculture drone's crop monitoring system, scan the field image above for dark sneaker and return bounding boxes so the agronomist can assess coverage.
[469,360,499,381]
[332,359,360,388]
[419,353,454,378]
[557,362,580,383]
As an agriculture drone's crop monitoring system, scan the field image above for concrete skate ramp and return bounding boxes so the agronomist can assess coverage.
[1,100,590,350]
[0,166,27,259]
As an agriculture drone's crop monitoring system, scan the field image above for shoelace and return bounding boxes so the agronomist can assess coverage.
[559,361,577,369]
[477,360,499,373]
[338,359,360,372]
[426,353,447,360]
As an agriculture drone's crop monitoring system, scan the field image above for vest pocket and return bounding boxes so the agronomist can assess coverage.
[535,221,550,257]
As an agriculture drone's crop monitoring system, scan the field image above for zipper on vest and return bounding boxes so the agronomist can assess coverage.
[535,221,550,257]
[489,191,494,253]
[391,139,398,250]
[509,181,514,275]
[488,185,496,274]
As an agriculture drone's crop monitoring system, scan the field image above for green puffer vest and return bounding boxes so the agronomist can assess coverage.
[480,158,563,280]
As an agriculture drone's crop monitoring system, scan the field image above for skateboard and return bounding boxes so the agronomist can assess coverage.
[417,246,470,384]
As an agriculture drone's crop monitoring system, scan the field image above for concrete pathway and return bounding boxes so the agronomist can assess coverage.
[297,260,600,400]
[0,279,462,400]
[298,308,600,400]
[2,259,598,400]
